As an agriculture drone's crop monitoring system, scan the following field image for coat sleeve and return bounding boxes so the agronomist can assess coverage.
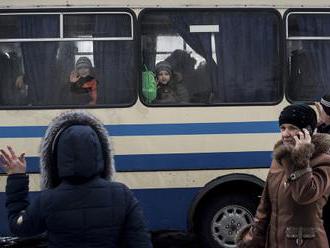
[237,172,272,248]
[121,186,153,248]
[5,174,46,236]
[289,165,330,204]
[273,142,330,205]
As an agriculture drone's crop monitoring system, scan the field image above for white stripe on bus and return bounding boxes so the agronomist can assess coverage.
[0,133,280,156]
[0,101,288,126]
[0,168,269,191]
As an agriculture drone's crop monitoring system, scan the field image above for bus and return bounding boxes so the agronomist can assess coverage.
[0,1,329,247]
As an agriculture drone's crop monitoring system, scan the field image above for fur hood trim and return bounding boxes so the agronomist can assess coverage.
[40,110,115,189]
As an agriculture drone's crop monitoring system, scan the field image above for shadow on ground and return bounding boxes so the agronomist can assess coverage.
[152,231,203,248]
[0,231,203,248]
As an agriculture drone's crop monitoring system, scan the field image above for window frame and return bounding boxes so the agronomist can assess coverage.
[138,8,284,107]
[0,11,134,42]
[284,8,330,103]
[286,11,330,40]
[0,8,138,110]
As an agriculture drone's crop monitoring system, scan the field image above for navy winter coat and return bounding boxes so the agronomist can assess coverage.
[5,111,152,248]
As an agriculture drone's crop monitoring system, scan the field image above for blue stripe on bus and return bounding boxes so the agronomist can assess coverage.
[0,188,200,235]
[0,151,272,173]
[0,121,278,138]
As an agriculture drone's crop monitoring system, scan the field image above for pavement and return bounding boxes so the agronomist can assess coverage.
[0,231,203,248]
[152,231,202,248]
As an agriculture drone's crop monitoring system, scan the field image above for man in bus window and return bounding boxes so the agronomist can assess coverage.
[237,103,330,248]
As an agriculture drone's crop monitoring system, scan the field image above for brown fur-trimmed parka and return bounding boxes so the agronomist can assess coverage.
[237,133,330,248]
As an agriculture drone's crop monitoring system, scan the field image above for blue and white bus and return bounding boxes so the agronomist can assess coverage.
[0,1,329,247]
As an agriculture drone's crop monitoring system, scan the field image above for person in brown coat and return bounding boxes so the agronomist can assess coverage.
[237,103,330,248]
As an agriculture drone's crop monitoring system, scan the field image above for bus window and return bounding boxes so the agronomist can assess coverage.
[140,9,282,105]
[0,14,60,39]
[0,12,137,108]
[63,14,132,38]
[286,12,330,102]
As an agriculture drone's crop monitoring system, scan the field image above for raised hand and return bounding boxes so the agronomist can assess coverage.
[293,128,311,150]
[0,146,26,175]
[69,70,80,83]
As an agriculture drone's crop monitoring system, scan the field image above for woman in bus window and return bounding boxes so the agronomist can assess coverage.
[154,60,189,104]
[69,57,98,105]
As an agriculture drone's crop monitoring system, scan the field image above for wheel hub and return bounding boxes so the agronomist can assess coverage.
[211,205,253,248]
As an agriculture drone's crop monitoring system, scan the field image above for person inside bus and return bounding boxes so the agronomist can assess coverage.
[153,60,189,104]
[236,103,330,248]
[0,110,152,248]
[289,40,319,100]
[69,57,98,105]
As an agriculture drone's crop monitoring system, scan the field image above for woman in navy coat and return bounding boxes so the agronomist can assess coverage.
[1,110,152,248]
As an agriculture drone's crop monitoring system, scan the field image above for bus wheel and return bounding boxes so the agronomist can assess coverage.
[198,194,257,248]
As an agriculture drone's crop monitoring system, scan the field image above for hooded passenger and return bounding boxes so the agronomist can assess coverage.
[154,60,189,104]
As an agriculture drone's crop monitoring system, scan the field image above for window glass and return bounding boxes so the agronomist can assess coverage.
[140,9,281,105]
[286,12,330,101]
[0,12,136,107]
[288,13,330,37]
[63,14,132,38]
[0,15,59,39]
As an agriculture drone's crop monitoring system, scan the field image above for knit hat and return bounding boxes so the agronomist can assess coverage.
[320,94,330,116]
[155,61,172,76]
[76,57,92,69]
[279,103,317,131]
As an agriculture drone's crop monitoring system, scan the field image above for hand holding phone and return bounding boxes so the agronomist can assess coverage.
[294,128,312,149]
[304,125,314,136]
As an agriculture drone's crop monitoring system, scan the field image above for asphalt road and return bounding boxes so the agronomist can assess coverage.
[1,232,203,248]
[152,231,202,248]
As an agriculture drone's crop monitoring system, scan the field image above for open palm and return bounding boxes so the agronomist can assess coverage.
[0,146,26,175]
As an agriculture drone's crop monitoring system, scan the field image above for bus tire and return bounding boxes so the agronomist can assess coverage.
[198,194,258,248]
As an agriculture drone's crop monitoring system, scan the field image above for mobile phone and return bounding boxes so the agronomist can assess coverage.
[304,125,313,136]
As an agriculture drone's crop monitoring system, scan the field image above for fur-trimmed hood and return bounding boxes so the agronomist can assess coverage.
[40,110,115,189]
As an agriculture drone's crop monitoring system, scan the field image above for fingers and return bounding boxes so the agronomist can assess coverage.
[0,147,27,175]
[302,128,312,142]
[297,131,305,139]
[18,153,25,163]
[294,129,312,148]
[0,147,25,164]
[0,154,8,167]
[0,148,11,161]
[7,146,17,159]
